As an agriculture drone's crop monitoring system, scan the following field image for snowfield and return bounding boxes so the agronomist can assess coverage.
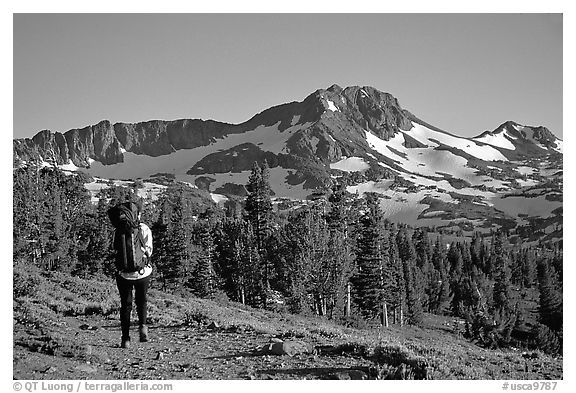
[406,123,508,161]
[474,132,516,150]
[330,157,370,172]
[346,179,463,226]
[366,129,500,186]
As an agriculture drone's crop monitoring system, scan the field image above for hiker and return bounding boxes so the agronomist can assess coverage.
[108,202,153,349]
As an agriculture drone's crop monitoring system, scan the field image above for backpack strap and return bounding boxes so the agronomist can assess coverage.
[135,226,150,268]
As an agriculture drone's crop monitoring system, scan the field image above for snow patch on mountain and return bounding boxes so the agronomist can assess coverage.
[516,178,540,187]
[406,123,508,161]
[345,179,468,225]
[554,140,563,153]
[326,100,339,112]
[330,157,370,172]
[210,193,229,204]
[347,181,430,225]
[59,160,81,172]
[474,132,516,150]
[516,166,537,176]
[366,130,487,184]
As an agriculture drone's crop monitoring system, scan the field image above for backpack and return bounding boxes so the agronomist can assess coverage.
[107,202,146,273]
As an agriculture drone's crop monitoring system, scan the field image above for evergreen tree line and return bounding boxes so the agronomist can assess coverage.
[13,163,562,353]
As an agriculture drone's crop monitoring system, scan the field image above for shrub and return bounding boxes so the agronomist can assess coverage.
[13,268,41,298]
[372,345,430,380]
[533,323,562,355]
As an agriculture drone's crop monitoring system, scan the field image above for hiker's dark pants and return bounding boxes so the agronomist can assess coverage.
[116,274,151,340]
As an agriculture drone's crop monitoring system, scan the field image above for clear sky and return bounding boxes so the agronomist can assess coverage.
[13,13,562,139]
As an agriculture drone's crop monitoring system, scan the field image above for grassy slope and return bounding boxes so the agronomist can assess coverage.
[13,266,562,380]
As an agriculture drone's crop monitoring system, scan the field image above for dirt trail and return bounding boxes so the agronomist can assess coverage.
[14,314,372,380]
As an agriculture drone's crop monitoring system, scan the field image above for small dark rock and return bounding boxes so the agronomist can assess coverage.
[207,321,220,330]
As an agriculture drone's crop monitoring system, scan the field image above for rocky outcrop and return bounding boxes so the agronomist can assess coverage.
[65,120,123,165]
[114,119,237,157]
[13,118,237,167]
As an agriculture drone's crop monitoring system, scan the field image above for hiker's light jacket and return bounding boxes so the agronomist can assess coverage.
[117,223,153,281]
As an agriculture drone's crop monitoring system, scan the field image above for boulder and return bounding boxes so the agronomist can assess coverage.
[260,340,313,356]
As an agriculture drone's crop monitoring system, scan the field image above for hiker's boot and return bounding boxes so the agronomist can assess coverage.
[121,337,131,349]
[139,325,149,342]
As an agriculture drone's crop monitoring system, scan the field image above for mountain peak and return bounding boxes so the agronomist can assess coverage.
[326,83,343,93]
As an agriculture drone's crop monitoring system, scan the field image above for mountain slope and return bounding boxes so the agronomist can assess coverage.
[13,85,563,238]
[13,266,562,380]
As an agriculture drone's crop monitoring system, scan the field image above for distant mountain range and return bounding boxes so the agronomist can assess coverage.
[13,84,563,242]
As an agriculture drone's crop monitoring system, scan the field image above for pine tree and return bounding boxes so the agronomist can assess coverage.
[278,211,311,313]
[492,231,512,314]
[162,200,189,290]
[244,160,273,299]
[386,232,405,324]
[412,229,432,269]
[324,182,355,319]
[351,194,386,320]
[520,248,537,288]
[429,238,450,313]
[190,221,216,298]
[536,257,562,331]
[397,229,423,325]
[238,221,265,307]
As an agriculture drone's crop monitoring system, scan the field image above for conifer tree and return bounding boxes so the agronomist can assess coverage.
[429,238,450,313]
[397,229,423,325]
[412,229,432,269]
[536,257,562,331]
[492,231,512,314]
[324,182,355,319]
[351,194,386,319]
[244,160,273,298]
[190,221,217,298]
[279,210,312,313]
[162,199,189,290]
[520,248,537,288]
[386,232,405,323]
